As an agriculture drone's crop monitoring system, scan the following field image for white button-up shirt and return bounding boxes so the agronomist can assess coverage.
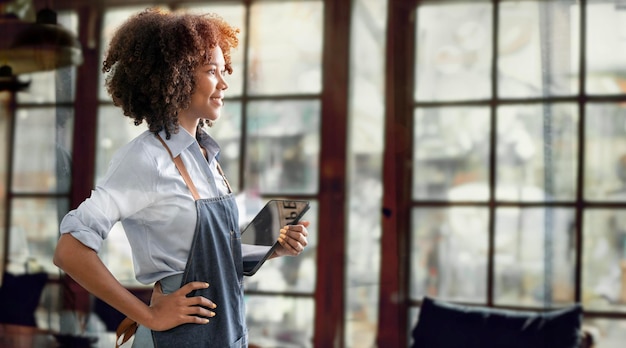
[60,127,230,284]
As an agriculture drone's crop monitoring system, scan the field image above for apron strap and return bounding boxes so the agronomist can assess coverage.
[156,134,202,200]
[216,161,233,194]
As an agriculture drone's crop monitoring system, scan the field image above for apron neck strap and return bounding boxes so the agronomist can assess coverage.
[156,134,201,200]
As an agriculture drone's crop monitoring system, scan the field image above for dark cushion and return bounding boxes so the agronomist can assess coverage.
[411,297,582,348]
[0,272,48,327]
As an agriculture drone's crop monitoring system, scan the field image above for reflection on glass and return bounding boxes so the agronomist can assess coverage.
[499,1,579,98]
[246,295,314,348]
[586,1,626,95]
[410,207,488,303]
[583,209,626,312]
[246,100,320,194]
[413,107,490,201]
[12,107,74,193]
[584,103,626,201]
[415,2,492,101]
[494,207,575,307]
[248,1,323,95]
[10,198,68,275]
[243,201,318,293]
[496,104,578,201]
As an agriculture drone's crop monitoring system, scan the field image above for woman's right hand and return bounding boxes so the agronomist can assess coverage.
[145,281,217,331]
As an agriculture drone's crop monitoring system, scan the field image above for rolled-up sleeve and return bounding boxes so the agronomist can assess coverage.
[59,188,121,252]
[59,138,157,253]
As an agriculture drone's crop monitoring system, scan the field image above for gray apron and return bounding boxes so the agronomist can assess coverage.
[132,136,247,347]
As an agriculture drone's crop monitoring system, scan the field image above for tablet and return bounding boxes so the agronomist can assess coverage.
[241,199,310,276]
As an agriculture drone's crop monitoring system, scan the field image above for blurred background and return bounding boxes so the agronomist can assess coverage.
[1,0,626,347]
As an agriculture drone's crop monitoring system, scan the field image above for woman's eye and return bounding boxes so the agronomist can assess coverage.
[220,69,227,77]
[208,68,217,75]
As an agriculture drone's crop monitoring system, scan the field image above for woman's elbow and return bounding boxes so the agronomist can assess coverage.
[53,233,74,270]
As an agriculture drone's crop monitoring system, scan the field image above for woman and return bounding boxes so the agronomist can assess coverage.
[53,8,309,347]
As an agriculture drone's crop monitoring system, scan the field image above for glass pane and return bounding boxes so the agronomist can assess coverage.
[494,207,576,307]
[245,100,320,195]
[183,4,246,97]
[95,106,146,183]
[407,307,420,348]
[248,1,323,95]
[246,295,314,348]
[346,0,387,344]
[9,198,68,275]
[584,103,626,201]
[583,318,626,348]
[15,11,79,104]
[243,200,318,293]
[207,101,242,190]
[12,107,74,193]
[99,6,151,101]
[583,209,626,312]
[586,0,626,95]
[15,67,77,104]
[499,1,579,98]
[415,2,492,101]
[496,104,578,201]
[100,222,143,287]
[35,282,63,332]
[410,207,489,303]
[413,107,491,201]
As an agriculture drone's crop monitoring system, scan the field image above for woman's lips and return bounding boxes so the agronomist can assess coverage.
[210,97,223,106]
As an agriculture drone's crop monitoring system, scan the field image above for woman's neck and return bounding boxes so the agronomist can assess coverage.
[177,112,200,136]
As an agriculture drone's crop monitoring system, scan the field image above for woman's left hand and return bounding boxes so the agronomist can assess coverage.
[274,221,310,257]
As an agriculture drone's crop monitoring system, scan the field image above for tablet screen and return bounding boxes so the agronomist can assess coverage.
[241,199,310,276]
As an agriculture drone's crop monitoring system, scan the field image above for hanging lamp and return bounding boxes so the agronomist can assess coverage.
[0,64,30,91]
[0,7,83,75]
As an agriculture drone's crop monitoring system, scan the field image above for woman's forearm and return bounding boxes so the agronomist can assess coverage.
[53,234,153,327]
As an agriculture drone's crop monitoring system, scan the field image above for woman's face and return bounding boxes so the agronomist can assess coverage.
[187,46,229,123]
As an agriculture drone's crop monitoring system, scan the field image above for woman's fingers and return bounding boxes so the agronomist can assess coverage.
[149,281,218,330]
[177,281,218,313]
[278,223,309,255]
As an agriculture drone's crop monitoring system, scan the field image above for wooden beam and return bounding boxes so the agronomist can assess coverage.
[314,0,351,346]
[377,0,415,346]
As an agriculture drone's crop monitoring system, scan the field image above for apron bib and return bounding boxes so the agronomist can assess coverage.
[151,195,247,348]
[130,135,247,347]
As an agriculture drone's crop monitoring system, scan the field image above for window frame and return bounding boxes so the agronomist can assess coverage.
[380,0,626,347]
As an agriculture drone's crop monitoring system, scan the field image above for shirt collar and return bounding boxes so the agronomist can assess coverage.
[157,127,221,161]
[196,128,221,161]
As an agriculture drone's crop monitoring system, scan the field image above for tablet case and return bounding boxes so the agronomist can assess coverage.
[241,199,310,276]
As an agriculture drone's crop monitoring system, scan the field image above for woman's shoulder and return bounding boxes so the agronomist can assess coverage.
[107,130,167,176]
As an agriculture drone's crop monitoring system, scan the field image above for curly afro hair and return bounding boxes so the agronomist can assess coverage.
[102,8,239,139]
